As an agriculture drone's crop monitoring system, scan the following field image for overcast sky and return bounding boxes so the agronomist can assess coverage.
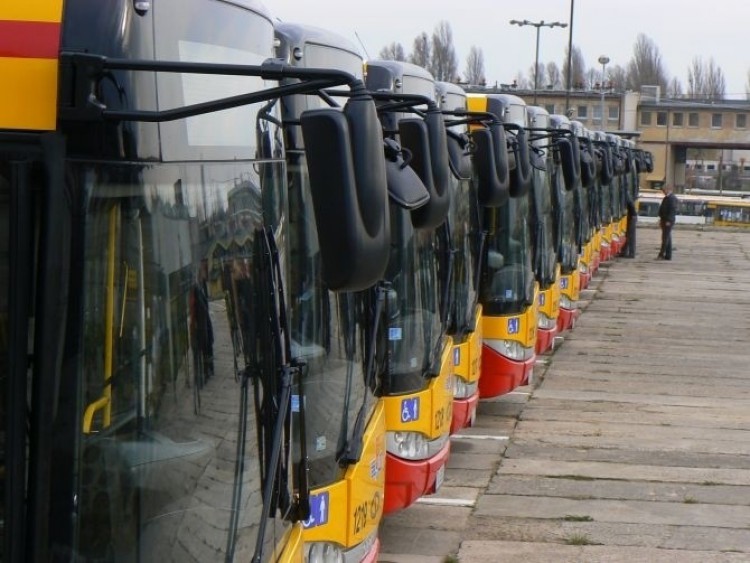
[269,0,749,99]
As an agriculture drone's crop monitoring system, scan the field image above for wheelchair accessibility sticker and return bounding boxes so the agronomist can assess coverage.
[401,397,420,423]
[507,317,520,335]
[302,492,329,529]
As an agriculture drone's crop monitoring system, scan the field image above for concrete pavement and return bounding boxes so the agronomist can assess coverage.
[379,226,750,562]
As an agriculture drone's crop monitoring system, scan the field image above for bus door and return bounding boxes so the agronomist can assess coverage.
[1,133,69,563]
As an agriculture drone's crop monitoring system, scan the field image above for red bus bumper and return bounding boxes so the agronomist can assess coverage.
[360,537,381,563]
[535,326,556,355]
[478,344,534,398]
[450,391,479,434]
[556,306,580,333]
[383,439,451,515]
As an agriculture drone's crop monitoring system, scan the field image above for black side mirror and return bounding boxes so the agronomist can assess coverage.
[644,151,654,173]
[579,139,596,188]
[399,112,451,229]
[557,138,579,191]
[383,138,430,209]
[597,143,614,185]
[508,127,532,197]
[301,95,390,291]
[445,129,473,180]
[471,121,509,207]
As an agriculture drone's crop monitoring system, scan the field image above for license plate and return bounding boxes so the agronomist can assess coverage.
[434,465,445,492]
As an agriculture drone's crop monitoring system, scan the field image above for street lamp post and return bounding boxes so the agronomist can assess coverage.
[510,19,568,106]
[598,55,610,130]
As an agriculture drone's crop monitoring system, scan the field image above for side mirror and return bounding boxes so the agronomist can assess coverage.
[597,143,614,185]
[399,112,451,230]
[557,138,579,191]
[445,129,473,180]
[471,121,509,207]
[644,151,654,173]
[579,140,596,188]
[301,95,390,291]
[508,128,532,197]
[383,138,430,209]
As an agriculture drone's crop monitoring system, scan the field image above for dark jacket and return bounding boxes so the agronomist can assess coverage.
[658,192,678,224]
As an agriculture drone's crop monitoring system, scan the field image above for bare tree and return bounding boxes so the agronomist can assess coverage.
[464,46,485,85]
[626,33,669,92]
[687,57,725,100]
[587,67,599,91]
[608,64,628,92]
[745,69,750,100]
[563,45,586,90]
[667,76,684,98]
[379,42,406,62]
[513,71,529,90]
[430,21,458,82]
[528,61,547,91]
[546,62,562,89]
[705,58,726,100]
[409,32,431,69]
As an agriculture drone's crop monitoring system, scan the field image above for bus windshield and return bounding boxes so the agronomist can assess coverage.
[554,171,578,274]
[382,216,442,394]
[287,145,370,487]
[531,166,557,287]
[71,158,289,561]
[480,197,535,316]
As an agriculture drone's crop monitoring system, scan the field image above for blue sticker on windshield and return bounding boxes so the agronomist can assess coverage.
[291,395,300,413]
[388,327,403,341]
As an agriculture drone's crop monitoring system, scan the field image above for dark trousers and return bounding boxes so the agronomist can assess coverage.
[659,222,673,259]
[623,214,637,257]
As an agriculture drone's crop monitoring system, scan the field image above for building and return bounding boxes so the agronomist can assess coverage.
[465,84,750,192]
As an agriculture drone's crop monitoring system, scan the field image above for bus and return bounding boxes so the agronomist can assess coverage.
[1,1,390,561]
[435,81,484,434]
[275,23,384,562]
[364,60,454,514]
[592,131,617,263]
[526,106,561,355]
[467,93,538,397]
[570,121,598,289]
[606,133,627,257]
[707,198,750,226]
[549,114,582,333]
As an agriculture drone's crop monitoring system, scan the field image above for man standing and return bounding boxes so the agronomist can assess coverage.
[658,184,678,260]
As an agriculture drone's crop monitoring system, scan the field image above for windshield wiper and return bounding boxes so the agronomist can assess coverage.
[337,283,387,465]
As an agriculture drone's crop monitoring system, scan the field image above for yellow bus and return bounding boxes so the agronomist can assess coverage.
[526,106,561,355]
[467,93,538,396]
[435,81,484,434]
[549,114,583,333]
[365,60,454,514]
[275,23,386,562]
[1,1,389,561]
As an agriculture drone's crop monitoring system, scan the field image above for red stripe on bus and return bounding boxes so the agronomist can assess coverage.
[0,21,60,59]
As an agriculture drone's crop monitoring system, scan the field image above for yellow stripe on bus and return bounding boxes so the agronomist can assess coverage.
[0,57,58,130]
[0,0,63,22]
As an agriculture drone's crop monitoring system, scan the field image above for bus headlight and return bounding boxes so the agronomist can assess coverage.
[579,262,589,274]
[560,295,575,310]
[538,312,557,330]
[308,542,345,563]
[452,376,477,400]
[485,339,534,361]
[386,431,429,460]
